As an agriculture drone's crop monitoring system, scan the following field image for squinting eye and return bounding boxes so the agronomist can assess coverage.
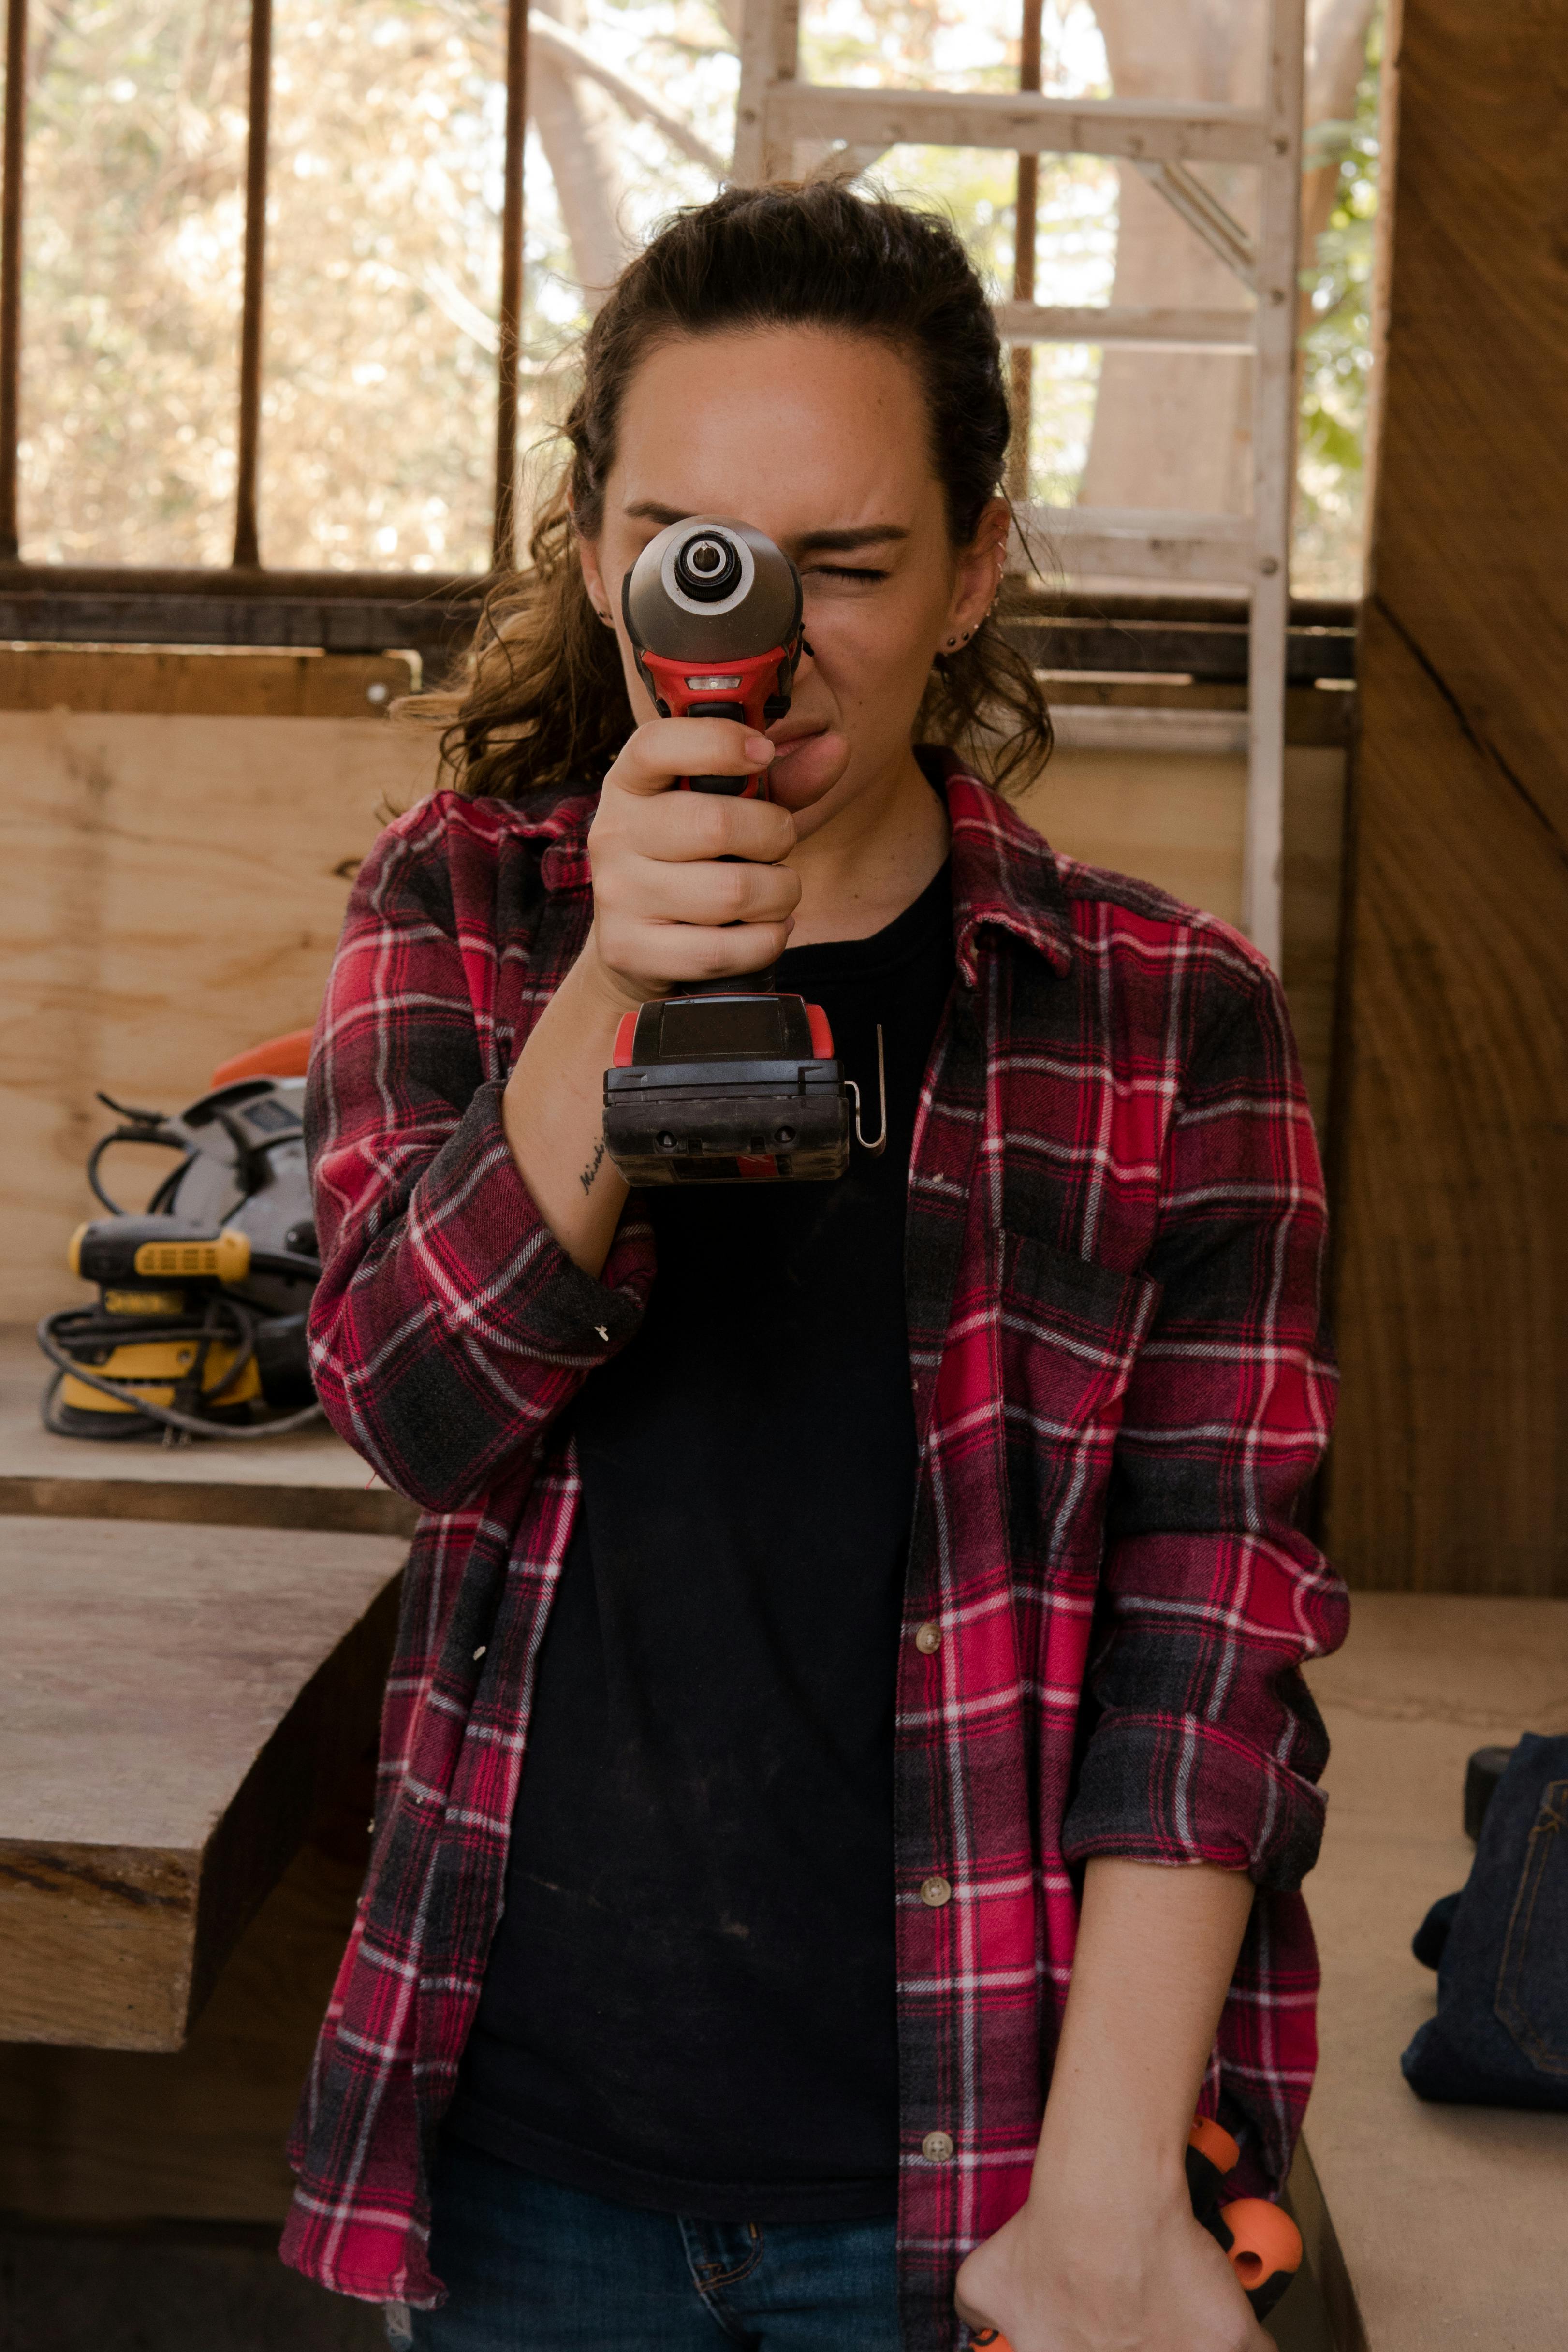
[808,566,890,584]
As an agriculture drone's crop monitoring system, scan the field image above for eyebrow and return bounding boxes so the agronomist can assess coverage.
[623,501,909,556]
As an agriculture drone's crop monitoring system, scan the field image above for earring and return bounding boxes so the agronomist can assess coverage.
[944,635,958,649]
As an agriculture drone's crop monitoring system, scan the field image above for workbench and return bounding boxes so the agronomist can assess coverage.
[1300,1595,1568,2351]
[0,1324,416,1536]
[0,1514,407,2049]
[0,1327,410,2315]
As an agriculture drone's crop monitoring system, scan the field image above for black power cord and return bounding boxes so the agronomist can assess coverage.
[37,1295,324,1443]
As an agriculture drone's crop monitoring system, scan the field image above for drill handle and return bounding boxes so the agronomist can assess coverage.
[632,645,796,796]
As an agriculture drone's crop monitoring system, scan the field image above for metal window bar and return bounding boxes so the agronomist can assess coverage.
[0,0,532,587]
[733,0,1306,966]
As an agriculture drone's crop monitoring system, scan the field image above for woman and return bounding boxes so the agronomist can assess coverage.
[283,183,1346,2352]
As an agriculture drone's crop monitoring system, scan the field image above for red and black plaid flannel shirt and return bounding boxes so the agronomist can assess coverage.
[280,760,1347,2350]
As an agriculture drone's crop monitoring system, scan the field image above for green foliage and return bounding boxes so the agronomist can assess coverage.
[1293,9,1381,597]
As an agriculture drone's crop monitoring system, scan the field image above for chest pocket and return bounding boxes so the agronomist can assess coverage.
[997,1227,1161,1577]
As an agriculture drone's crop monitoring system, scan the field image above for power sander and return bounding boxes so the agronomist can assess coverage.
[37,1040,324,1441]
[602,515,885,1187]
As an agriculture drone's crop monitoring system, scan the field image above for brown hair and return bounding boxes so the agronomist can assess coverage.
[431,181,1052,799]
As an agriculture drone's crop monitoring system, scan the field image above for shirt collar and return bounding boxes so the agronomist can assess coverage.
[502,758,1073,983]
[937,755,1073,986]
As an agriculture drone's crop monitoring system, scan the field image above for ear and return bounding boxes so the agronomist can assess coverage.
[938,496,1011,649]
[574,516,615,628]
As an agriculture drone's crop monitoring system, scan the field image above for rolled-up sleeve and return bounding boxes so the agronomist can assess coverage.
[1061,950,1348,1892]
[304,803,652,1515]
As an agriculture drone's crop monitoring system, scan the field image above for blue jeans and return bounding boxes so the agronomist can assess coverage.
[393,2136,903,2350]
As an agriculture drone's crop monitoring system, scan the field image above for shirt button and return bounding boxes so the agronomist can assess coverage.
[913,1621,942,1654]
[920,1874,953,1908]
[922,2130,955,2163]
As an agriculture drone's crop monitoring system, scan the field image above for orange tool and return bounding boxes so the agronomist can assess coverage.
[967,2115,1303,2348]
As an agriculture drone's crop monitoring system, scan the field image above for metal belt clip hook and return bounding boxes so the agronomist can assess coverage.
[846,1024,888,1157]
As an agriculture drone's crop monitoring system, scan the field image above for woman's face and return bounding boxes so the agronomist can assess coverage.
[578,326,1007,833]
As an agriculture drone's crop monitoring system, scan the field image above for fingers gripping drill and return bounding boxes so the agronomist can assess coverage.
[968,2116,1304,2347]
[603,516,886,1188]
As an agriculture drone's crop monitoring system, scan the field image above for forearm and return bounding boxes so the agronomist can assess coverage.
[954,1856,1263,2351]
[1034,1856,1254,2196]
[502,939,636,1279]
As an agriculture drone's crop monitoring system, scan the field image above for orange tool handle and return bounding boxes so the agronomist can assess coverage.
[1214,2194,1302,2305]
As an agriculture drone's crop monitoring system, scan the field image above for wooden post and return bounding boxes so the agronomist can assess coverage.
[492,0,529,573]
[0,0,27,563]
[733,0,798,184]
[1007,0,1043,502]
[1324,0,1568,1595]
[232,0,273,571]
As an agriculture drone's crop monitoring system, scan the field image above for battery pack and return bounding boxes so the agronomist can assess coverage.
[603,992,851,1185]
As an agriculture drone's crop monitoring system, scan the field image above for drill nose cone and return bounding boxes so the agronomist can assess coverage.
[623,515,803,664]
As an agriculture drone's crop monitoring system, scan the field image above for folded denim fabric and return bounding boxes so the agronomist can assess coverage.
[1402,1733,1568,2110]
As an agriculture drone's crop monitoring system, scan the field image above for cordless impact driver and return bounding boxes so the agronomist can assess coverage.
[601,515,884,1187]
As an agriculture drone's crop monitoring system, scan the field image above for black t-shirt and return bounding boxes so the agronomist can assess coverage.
[447,860,955,2221]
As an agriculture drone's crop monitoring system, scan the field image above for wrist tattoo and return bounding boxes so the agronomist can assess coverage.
[579,1138,606,1196]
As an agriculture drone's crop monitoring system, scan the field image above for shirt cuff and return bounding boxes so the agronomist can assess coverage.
[1059,1716,1330,1894]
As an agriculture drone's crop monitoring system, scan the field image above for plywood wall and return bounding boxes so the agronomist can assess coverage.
[1023,689,1349,1135]
[0,651,1347,1323]
[1325,0,1568,1597]
[0,655,437,1323]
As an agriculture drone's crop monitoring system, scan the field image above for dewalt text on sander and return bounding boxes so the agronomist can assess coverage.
[36,1033,325,1442]
[602,516,886,1186]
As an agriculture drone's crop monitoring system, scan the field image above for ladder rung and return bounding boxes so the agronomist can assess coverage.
[1012,506,1262,587]
[763,86,1271,167]
[994,301,1256,351]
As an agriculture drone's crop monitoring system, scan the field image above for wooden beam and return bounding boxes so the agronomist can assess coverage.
[733,0,799,182]
[232,0,273,570]
[1325,0,1568,1595]
[0,0,27,562]
[492,0,529,572]
[1006,0,1044,500]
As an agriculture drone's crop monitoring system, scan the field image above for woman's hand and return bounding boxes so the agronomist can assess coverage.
[953,2173,1270,2352]
[500,712,845,1277]
[581,714,847,1010]
[951,1858,1268,2352]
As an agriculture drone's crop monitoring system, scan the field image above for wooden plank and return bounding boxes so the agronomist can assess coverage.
[0,647,413,718]
[763,85,1270,166]
[1326,0,1568,1595]
[1304,1596,1568,2348]
[0,1517,404,2049]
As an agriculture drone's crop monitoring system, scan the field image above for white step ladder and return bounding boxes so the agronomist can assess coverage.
[733,0,1305,968]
